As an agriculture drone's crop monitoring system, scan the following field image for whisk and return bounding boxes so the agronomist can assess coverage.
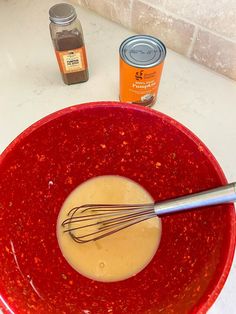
[61,182,236,243]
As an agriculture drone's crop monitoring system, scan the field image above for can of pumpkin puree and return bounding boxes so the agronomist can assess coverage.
[119,35,166,107]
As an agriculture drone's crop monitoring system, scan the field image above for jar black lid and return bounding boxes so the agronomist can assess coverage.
[49,3,77,25]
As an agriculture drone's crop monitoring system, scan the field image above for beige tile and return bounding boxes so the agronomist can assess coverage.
[111,0,133,27]
[137,0,166,7]
[76,0,89,7]
[132,1,195,55]
[191,29,236,80]
[77,0,133,28]
[165,0,236,40]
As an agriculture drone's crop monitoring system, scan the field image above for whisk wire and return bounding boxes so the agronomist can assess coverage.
[68,214,156,243]
[62,203,155,243]
[61,182,236,243]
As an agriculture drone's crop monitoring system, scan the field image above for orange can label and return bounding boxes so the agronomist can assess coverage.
[120,59,164,106]
[55,47,87,74]
[119,35,166,107]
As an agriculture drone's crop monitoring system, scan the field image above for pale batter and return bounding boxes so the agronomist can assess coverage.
[57,175,162,282]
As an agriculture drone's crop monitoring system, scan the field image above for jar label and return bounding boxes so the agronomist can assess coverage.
[55,47,87,74]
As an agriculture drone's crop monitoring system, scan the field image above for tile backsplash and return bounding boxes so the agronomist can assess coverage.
[77,0,236,80]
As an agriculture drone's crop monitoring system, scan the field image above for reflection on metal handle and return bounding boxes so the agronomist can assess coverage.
[154,182,236,216]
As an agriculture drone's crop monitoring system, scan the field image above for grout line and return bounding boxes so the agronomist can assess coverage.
[129,0,134,28]
[187,26,199,58]
[139,0,166,10]
[77,0,236,43]
[162,0,167,9]
[188,24,236,43]
[137,0,236,43]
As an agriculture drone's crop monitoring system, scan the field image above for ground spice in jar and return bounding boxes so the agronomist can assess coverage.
[49,3,89,85]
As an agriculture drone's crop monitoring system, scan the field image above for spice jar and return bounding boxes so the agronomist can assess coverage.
[49,3,89,85]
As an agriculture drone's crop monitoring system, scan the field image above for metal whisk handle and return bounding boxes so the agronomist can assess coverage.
[154,182,236,216]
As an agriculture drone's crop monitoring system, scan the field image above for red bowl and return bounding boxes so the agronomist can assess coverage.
[0,102,235,314]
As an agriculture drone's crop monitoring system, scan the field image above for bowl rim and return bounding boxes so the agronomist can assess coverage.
[0,101,235,313]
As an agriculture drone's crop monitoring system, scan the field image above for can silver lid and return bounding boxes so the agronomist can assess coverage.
[49,3,77,25]
[119,35,166,68]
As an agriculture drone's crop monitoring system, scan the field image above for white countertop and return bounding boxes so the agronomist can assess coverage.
[0,0,235,313]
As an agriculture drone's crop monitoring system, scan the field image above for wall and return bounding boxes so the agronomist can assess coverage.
[76,0,236,80]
